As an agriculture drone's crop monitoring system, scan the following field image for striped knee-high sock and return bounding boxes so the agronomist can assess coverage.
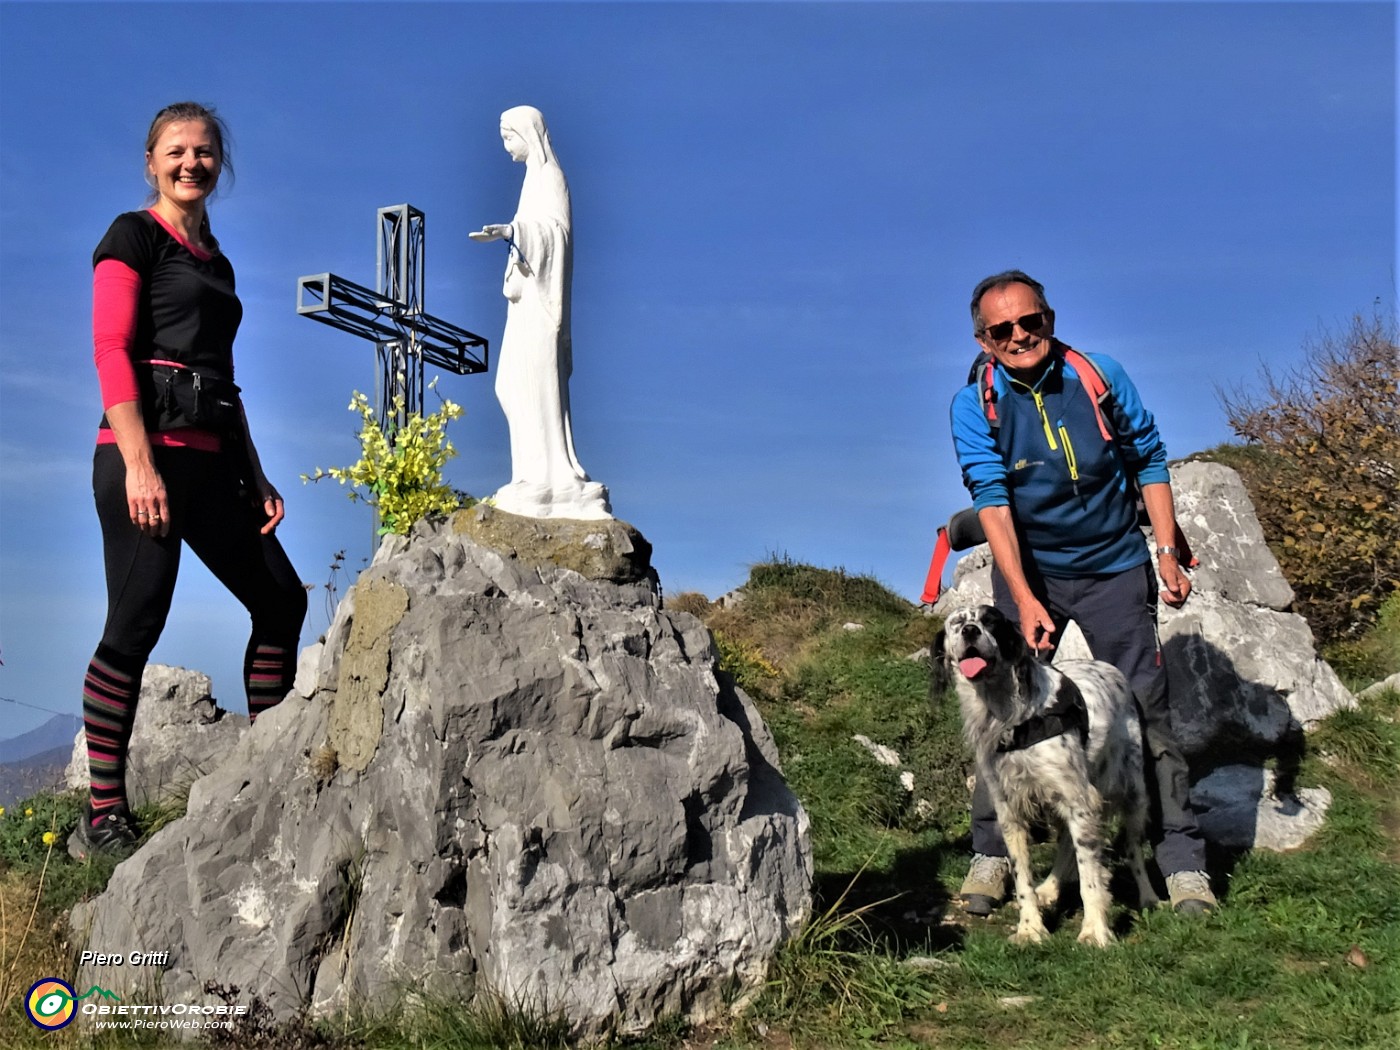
[245,639,294,723]
[82,646,143,818]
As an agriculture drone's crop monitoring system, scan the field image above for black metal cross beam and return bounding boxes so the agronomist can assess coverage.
[296,204,488,434]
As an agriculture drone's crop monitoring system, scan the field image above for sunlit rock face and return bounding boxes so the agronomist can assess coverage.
[72,510,811,1039]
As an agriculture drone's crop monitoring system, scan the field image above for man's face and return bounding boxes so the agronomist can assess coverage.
[976,282,1054,375]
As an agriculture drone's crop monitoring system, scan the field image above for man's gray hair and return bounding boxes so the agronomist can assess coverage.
[970,270,1051,335]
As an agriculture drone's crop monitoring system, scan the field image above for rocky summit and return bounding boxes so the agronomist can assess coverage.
[72,507,812,1038]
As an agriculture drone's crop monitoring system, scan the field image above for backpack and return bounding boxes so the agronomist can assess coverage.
[920,346,1194,603]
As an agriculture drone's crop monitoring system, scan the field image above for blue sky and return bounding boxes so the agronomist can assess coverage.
[0,1,1394,736]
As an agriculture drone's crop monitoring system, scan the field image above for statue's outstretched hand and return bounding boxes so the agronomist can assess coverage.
[469,224,512,242]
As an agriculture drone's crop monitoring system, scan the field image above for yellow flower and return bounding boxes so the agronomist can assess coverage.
[0,806,6,817]
[25,808,34,818]
[42,831,58,847]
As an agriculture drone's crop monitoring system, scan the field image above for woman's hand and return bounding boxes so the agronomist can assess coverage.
[126,460,170,537]
[254,477,285,535]
[105,401,169,536]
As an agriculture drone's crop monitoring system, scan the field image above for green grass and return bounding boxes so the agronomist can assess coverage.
[1323,591,1400,687]
[705,559,1400,1050]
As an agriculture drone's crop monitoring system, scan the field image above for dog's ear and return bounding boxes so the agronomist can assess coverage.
[989,608,1039,703]
[929,625,952,701]
[989,607,1029,664]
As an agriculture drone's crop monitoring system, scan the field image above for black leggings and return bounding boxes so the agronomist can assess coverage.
[93,444,306,666]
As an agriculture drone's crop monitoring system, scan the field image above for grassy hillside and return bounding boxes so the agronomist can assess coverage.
[676,557,1400,1050]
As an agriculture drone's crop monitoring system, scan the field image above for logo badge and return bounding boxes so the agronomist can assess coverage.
[25,978,77,1030]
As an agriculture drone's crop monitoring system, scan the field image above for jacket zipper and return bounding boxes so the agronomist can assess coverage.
[1010,376,1081,490]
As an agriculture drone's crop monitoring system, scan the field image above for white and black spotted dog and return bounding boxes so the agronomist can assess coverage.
[936,605,1159,947]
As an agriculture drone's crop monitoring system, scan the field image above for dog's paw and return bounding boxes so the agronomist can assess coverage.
[1035,879,1061,909]
[1138,890,1162,910]
[1076,923,1115,948]
[1010,924,1048,946]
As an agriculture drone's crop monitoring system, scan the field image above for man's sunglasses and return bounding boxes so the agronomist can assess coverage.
[983,311,1047,343]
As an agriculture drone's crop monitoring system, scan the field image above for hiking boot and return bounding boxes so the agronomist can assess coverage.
[960,853,1011,915]
[67,803,140,861]
[1166,870,1217,915]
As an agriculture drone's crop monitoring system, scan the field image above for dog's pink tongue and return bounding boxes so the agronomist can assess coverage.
[959,656,988,679]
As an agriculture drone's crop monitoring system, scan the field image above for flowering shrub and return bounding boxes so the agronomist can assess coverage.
[304,389,468,535]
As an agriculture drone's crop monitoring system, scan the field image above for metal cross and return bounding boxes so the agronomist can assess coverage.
[296,204,488,434]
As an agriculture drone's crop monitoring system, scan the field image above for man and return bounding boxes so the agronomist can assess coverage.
[948,270,1215,915]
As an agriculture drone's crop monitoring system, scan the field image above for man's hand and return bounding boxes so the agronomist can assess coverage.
[1158,553,1192,607]
[1016,597,1057,653]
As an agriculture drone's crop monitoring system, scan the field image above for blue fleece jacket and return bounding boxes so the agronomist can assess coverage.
[949,344,1170,578]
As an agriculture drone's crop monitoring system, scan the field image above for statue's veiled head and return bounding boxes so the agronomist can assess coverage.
[499,105,555,167]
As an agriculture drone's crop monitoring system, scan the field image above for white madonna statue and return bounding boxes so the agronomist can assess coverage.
[470,105,611,520]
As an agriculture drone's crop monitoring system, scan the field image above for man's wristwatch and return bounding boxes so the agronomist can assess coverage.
[1156,545,1180,558]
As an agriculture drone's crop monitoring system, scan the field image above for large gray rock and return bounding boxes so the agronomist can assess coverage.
[64,663,247,806]
[933,461,1355,850]
[1159,461,1354,753]
[71,513,811,1039]
[1190,765,1332,852]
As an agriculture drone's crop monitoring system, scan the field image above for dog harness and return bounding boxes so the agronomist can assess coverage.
[997,681,1089,753]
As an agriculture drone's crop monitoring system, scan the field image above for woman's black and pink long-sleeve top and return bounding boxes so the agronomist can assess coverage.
[92,208,243,452]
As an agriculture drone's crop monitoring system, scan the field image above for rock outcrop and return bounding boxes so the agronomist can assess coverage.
[1358,671,1400,700]
[1190,765,1332,852]
[72,508,811,1039]
[64,663,246,806]
[933,461,1355,850]
[1157,461,1355,754]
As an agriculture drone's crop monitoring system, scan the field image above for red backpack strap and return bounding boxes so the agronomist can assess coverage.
[1062,347,1114,442]
[972,354,1000,430]
[921,525,953,604]
[980,359,1000,429]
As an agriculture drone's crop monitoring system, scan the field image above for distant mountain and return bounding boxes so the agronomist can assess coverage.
[0,744,72,809]
[0,715,81,807]
[0,714,82,764]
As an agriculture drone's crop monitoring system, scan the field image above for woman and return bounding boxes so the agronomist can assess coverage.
[71,102,307,859]
[470,105,610,519]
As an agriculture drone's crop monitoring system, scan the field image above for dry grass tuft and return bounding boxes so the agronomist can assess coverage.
[311,747,341,784]
[0,865,70,1018]
[665,591,714,618]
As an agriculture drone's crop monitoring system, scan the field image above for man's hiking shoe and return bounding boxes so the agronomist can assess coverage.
[1166,870,1217,915]
[960,853,1011,915]
[67,803,140,861]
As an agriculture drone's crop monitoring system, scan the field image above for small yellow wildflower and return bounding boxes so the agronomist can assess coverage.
[42,831,58,847]
[25,808,34,818]
[0,806,6,817]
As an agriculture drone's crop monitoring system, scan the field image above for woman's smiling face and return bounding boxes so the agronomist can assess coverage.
[146,120,220,209]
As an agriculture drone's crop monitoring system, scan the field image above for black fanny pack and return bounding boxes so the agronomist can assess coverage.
[140,361,243,440]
